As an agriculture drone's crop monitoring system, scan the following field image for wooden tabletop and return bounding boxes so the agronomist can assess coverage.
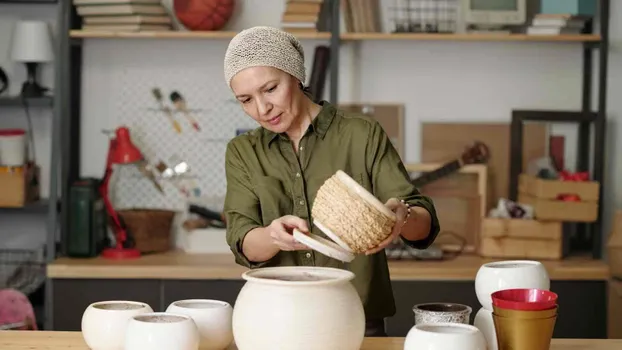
[46,250,609,281]
[1,331,621,349]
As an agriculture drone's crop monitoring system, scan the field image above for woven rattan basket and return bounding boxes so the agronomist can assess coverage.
[117,209,176,254]
[309,170,397,256]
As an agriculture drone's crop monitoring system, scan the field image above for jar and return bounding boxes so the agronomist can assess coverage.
[0,129,27,166]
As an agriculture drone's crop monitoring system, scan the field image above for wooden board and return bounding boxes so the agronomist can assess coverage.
[405,164,488,253]
[421,122,547,212]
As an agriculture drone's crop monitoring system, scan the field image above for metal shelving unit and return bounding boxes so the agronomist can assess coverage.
[47,0,612,330]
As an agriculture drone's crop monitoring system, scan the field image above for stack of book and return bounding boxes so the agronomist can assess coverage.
[526,13,588,35]
[280,0,331,34]
[341,0,381,33]
[74,0,173,32]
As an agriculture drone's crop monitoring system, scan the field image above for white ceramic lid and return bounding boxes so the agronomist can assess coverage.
[293,229,355,263]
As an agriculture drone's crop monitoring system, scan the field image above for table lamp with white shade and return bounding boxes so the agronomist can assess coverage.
[10,20,54,98]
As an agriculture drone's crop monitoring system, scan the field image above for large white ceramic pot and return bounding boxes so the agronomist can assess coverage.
[166,299,233,350]
[232,266,365,350]
[81,300,153,350]
[404,323,487,350]
[124,312,200,350]
[475,260,550,311]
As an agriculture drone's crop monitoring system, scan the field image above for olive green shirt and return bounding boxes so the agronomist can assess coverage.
[224,101,440,320]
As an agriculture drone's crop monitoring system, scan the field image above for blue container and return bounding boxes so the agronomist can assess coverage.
[540,0,597,16]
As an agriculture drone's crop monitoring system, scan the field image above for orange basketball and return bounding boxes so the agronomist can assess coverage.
[174,0,235,31]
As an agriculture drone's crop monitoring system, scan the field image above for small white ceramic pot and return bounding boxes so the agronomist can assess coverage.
[166,299,233,350]
[413,303,472,325]
[124,312,200,350]
[81,300,153,350]
[473,307,497,350]
[404,323,487,350]
[232,266,365,350]
[475,260,550,311]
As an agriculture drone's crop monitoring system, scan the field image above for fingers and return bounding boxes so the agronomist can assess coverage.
[384,198,400,210]
[366,231,400,255]
[279,215,310,232]
[270,217,309,251]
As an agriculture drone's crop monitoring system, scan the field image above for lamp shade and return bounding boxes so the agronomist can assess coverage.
[112,127,143,164]
[10,21,54,63]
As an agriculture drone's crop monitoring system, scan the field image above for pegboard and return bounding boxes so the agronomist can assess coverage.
[105,40,259,212]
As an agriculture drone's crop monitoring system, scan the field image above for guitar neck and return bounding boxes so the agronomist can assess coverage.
[411,160,462,188]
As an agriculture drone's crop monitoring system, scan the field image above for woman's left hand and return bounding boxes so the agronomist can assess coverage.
[365,198,410,255]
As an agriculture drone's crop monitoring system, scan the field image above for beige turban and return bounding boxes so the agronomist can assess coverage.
[224,26,306,88]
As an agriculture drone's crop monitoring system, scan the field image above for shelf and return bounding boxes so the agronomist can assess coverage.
[0,199,53,213]
[341,32,602,42]
[69,30,331,40]
[69,30,601,43]
[0,96,53,107]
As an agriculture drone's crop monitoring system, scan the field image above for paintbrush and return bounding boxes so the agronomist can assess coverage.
[151,88,182,134]
[170,91,201,131]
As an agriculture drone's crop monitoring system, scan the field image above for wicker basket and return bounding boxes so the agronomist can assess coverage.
[117,209,176,254]
[311,170,397,254]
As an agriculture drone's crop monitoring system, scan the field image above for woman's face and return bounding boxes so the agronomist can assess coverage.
[230,66,303,134]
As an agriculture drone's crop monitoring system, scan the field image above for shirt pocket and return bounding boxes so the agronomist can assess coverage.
[253,175,293,225]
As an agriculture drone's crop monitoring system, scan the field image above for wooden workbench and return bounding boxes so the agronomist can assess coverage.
[44,251,610,339]
[1,331,621,349]
[46,250,609,281]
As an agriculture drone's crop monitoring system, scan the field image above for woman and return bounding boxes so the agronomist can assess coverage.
[223,26,440,337]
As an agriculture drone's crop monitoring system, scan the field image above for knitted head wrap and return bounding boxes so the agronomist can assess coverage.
[224,26,306,88]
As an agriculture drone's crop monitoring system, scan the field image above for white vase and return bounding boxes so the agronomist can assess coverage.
[81,300,153,350]
[473,308,497,350]
[124,312,200,350]
[166,299,233,350]
[475,260,550,311]
[232,266,365,350]
[404,323,487,350]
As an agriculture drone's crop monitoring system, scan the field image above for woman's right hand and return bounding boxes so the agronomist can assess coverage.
[268,215,310,251]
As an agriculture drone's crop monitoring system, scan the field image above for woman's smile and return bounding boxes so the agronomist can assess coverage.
[267,113,282,125]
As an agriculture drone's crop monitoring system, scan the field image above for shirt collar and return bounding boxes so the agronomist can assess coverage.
[264,100,336,147]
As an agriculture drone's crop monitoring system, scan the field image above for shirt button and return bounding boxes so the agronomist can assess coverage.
[306,252,311,258]
[300,146,304,151]
[299,200,305,206]
[296,172,301,177]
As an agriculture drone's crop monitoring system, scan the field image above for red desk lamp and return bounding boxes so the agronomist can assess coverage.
[100,127,143,259]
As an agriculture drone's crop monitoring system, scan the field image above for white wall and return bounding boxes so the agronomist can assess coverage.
[1,0,620,252]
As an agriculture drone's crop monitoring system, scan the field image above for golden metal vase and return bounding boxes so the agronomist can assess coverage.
[492,312,557,350]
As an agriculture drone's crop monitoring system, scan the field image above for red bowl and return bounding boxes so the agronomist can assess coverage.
[491,288,558,311]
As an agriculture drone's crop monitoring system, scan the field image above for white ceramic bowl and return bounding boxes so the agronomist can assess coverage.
[404,323,487,350]
[232,266,365,350]
[166,299,233,350]
[475,260,550,311]
[473,307,497,350]
[124,312,200,350]
[81,300,153,350]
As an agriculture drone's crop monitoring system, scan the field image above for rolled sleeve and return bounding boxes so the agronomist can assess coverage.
[365,120,441,249]
[224,141,272,269]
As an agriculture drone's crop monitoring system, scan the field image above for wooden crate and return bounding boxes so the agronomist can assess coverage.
[479,218,563,260]
[0,163,40,207]
[518,174,599,222]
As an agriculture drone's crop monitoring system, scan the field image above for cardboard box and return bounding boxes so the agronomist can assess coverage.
[608,278,622,338]
[607,210,622,279]
[479,218,562,260]
[518,174,599,222]
[0,163,40,207]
